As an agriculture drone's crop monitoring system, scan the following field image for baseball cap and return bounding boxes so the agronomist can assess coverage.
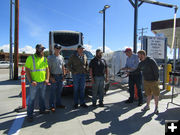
[54,44,61,49]
[124,48,132,52]
[36,44,46,50]
[77,45,84,49]
[96,49,102,54]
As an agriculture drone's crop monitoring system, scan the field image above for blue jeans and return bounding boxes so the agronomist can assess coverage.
[92,76,105,104]
[49,75,63,108]
[27,82,46,117]
[128,73,143,102]
[72,74,86,105]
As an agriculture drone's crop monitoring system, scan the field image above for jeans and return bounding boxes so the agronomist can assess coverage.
[49,75,63,108]
[27,82,46,117]
[72,74,86,105]
[92,76,105,104]
[128,73,143,103]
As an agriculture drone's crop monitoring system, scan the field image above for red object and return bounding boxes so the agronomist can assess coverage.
[111,82,119,85]
[134,84,138,100]
[124,48,132,52]
[21,67,26,108]
[64,84,73,88]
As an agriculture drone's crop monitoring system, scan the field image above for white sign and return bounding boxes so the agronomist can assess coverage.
[147,36,165,59]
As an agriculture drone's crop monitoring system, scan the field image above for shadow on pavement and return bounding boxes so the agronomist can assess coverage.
[155,107,180,125]
[82,100,153,135]
[0,79,21,86]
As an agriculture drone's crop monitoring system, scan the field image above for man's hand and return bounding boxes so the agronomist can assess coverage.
[45,79,49,85]
[62,75,65,81]
[91,78,95,84]
[105,77,108,83]
[31,81,37,86]
[50,77,56,83]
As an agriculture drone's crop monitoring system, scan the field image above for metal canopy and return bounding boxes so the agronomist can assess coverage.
[151,18,180,48]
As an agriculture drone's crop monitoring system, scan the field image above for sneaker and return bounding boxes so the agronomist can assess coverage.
[74,104,78,109]
[141,105,150,111]
[56,105,66,109]
[80,103,88,108]
[154,108,159,115]
[27,116,33,122]
[99,102,104,107]
[39,110,50,114]
[125,99,133,104]
[138,102,143,106]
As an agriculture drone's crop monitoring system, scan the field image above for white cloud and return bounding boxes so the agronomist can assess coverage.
[0,44,113,55]
[0,44,35,54]
[0,44,11,52]
[19,46,36,54]
[84,44,113,55]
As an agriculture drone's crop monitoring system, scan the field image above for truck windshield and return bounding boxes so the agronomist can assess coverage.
[61,50,94,60]
[54,33,79,46]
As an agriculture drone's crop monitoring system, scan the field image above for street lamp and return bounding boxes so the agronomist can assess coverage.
[99,5,110,53]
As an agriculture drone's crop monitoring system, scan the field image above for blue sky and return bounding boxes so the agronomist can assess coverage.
[0,0,179,54]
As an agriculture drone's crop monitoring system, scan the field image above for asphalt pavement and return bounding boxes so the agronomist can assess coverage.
[0,69,180,135]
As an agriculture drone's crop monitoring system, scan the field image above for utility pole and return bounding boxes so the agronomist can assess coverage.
[129,0,177,53]
[14,0,19,80]
[128,0,143,53]
[99,5,111,53]
[9,0,14,80]
[138,27,148,49]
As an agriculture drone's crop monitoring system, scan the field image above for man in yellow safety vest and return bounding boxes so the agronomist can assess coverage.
[25,44,50,122]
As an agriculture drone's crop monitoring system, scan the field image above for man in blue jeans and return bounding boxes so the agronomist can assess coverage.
[67,45,88,109]
[48,44,66,112]
[121,48,143,106]
[89,49,108,107]
[25,44,50,122]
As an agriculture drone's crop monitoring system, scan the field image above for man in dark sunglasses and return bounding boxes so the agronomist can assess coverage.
[48,44,66,112]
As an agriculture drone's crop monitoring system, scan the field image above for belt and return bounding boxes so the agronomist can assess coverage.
[51,74,62,77]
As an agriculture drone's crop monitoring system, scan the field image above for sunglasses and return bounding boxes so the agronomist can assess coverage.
[38,48,44,52]
[55,47,61,50]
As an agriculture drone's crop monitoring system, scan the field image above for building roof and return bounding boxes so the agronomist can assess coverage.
[151,18,180,49]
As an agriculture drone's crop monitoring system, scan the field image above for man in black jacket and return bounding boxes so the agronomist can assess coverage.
[133,50,160,114]
[89,49,108,107]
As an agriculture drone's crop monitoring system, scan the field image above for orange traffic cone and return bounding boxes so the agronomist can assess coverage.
[134,84,138,100]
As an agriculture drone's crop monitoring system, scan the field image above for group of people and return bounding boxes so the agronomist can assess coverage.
[25,44,108,122]
[25,44,160,122]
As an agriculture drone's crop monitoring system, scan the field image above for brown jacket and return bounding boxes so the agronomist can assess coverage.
[67,51,88,74]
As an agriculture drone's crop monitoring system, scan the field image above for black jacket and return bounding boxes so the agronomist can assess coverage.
[132,56,159,81]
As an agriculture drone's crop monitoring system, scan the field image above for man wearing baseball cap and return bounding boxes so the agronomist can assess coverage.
[67,45,88,109]
[121,48,143,106]
[25,44,50,122]
[48,44,66,112]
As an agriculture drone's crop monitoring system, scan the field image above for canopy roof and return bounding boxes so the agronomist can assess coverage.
[151,18,180,48]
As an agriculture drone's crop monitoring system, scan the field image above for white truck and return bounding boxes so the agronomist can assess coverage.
[49,30,98,94]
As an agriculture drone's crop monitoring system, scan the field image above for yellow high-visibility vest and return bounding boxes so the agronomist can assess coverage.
[25,54,48,82]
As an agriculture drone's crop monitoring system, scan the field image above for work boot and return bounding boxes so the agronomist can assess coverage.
[39,110,50,114]
[74,104,78,109]
[92,103,97,107]
[56,104,66,109]
[125,99,133,104]
[27,116,33,122]
[99,102,104,107]
[80,103,88,108]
